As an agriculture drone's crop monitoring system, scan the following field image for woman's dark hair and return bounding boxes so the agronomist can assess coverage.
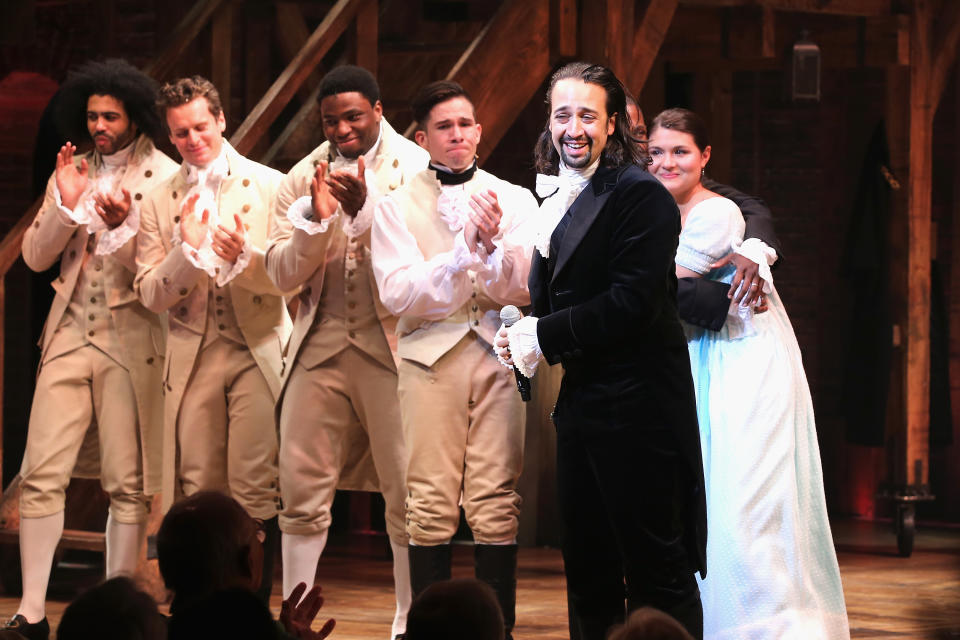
[55,58,163,141]
[648,108,711,152]
[318,64,380,106]
[533,62,648,174]
[411,80,475,130]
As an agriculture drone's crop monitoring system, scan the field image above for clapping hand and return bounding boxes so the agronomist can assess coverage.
[93,189,132,229]
[310,162,339,221]
[468,189,501,254]
[279,582,336,640]
[180,193,211,250]
[212,213,246,264]
[325,156,367,218]
[55,143,88,211]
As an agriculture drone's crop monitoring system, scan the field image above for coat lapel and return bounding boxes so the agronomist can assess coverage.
[550,166,620,283]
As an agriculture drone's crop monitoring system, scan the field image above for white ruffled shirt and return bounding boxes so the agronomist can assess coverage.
[54,142,141,256]
[532,159,598,258]
[175,148,252,286]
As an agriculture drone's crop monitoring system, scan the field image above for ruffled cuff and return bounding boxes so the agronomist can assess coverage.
[449,229,486,273]
[734,238,777,292]
[94,201,140,256]
[215,238,253,287]
[507,316,542,379]
[341,171,380,238]
[675,243,717,275]
[288,196,337,235]
[53,183,83,228]
[181,240,217,278]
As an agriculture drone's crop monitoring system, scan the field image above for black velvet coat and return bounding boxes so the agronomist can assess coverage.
[530,163,707,577]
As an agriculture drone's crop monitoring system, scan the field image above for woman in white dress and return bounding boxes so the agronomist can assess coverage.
[647,108,849,640]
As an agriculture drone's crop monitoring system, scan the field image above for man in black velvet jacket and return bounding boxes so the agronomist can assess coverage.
[496,63,705,640]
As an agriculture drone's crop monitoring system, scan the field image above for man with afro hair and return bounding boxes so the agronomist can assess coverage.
[9,58,177,640]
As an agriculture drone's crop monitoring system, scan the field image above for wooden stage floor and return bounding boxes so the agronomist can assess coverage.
[2,519,958,639]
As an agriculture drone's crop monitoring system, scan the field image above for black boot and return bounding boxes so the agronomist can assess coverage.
[408,544,452,597]
[256,516,280,604]
[474,544,517,640]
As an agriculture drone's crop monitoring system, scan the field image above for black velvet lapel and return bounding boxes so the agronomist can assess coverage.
[550,166,621,284]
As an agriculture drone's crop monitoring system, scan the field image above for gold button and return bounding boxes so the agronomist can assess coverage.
[218,324,226,330]
[88,314,95,321]
[162,277,170,285]
[346,270,354,277]
[244,223,250,231]
[347,252,355,260]
[242,204,250,213]
[347,301,356,309]
[472,305,478,312]
[348,317,355,323]
[33,221,39,228]
[178,307,187,316]
[146,357,154,365]
[69,250,77,259]
[58,276,65,283]
[348,330,356,338]
[135,193,142,201]
[91,281,98,287]
[179,288,188,296]
[472,320,479,326]
[253,295,262,304]
[174,215,180,223]
[90,297,96,303]
[346,284,354,292]
[216,309,223,316]
[471,291,477,298]
[216,295,223,302]
[145,170,153,178]
[172,191,178,199]
[95,264,102,271]
[392,158,399,168]
[87,330,95,337]
[242,179,250,187]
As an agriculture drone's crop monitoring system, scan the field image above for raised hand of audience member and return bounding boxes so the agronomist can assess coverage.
[280,582,336,640]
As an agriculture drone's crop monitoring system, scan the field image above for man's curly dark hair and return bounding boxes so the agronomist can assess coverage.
[54,58,162,142]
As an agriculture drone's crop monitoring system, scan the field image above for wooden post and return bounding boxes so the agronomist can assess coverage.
[352,0,378,76]
[211,1,233,117]
[627,0,679,94]
[905,0,933,488]
[551,0,577,59]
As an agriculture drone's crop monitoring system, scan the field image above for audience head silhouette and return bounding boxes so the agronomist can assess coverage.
[56,576,166,640]
[403,578,504,640]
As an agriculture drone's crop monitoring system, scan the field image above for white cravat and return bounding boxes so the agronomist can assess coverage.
[533,159,598,258]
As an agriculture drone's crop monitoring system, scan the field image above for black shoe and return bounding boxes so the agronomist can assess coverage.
[4,614,50,640]
[474,544,518,640]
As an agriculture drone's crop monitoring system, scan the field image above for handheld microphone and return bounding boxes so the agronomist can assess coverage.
[500,305,532,402]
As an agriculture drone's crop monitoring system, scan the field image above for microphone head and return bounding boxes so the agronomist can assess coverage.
[500,305,522,326]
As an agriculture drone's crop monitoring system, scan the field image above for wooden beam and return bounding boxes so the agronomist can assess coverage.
[143,0,227,81]
[627,0,679,95]
[275,2,324,103]
[761,6,776,58]
[231,0,365,156]
[352,0,378,76]
[551,0,577,58]
[210,1,233,115]
[579,0,634,78]
[897,14,910,66]
[905,0,934,488]
[436,0,553,161]
[929,0,960,107]
[678,0,894,16]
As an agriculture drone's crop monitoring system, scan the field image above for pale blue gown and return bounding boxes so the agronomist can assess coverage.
[678,197,850,640]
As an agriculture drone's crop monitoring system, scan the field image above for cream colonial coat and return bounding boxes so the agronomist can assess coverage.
[22,134,177,494]
[134,142,290,504]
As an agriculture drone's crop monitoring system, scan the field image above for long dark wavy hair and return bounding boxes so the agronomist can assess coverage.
[533,62,648,175]
[55,58,163,142]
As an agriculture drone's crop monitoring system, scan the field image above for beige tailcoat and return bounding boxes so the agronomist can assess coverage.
[265,118,428,491]
[134,142,290,506]
[21,135,176,494]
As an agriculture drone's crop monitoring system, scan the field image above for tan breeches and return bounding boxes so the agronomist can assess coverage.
[177,339,279,520]
[398,334,525,546]
[20,342,146,523]
[278,347,407,542]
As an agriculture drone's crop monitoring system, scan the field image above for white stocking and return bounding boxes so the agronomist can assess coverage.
[281,530,328,602]
[105,513,145,578]
[390,539,411,639]
[17,511,64,623]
